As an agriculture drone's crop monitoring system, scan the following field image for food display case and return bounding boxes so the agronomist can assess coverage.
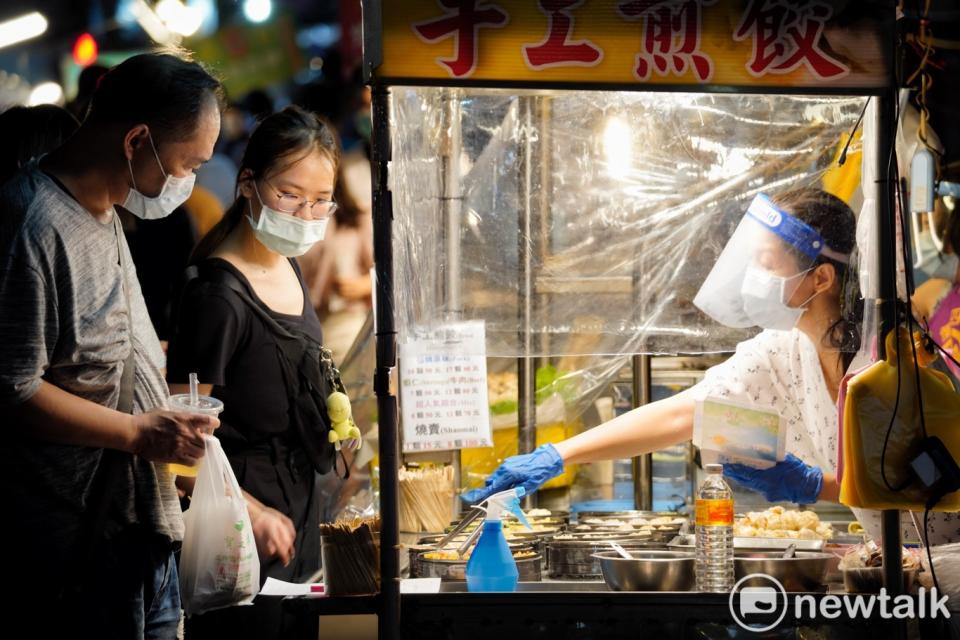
[287,2,919,638]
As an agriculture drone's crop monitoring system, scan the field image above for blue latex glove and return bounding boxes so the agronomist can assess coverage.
[460,444,565,505]
[723,453,823,505]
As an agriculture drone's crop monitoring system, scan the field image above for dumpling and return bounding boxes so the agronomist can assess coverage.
[797,511,820,531]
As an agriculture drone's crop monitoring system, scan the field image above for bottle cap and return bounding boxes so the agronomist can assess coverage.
[705,463,723,475]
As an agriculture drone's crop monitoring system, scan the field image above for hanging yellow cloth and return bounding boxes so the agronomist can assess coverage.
[840,329,960,511]
[821,130,862,205]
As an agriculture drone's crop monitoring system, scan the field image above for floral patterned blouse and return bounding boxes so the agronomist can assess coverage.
[693,328,959,545]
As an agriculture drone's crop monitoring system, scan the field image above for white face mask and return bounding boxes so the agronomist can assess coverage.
[741,266,818,331]
[122,130,195,220]
[247,187,328,257]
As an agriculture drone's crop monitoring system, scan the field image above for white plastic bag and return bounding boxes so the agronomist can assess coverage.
[179,435,260,615]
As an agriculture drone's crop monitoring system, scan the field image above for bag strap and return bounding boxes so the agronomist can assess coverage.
[84,218,136,517]
[197,264,300,341]
[189,263,352,476]
[198,265,350,395]
[61,217,136,598]
[116,235,136,414]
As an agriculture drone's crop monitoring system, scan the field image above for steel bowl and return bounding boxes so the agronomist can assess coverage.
[592,550,696,591]
[548,538,665,579]
[734,552,832,592]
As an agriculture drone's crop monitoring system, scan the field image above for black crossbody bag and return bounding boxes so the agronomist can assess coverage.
[182,265,350,478]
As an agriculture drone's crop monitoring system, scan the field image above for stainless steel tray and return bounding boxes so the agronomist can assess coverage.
[668,534,824,551]
[412,553,543,582]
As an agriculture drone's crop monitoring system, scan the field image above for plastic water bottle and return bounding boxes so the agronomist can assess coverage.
[695,463,734,592]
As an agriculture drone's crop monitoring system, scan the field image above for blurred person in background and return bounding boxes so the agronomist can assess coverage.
[0,104,79,185]
[166,105,344,640]
[183,181,226,235]
[299,153,373,361]
[338,70,372,158]
[0,52,222,638]
[195,151,238,210]
[219,102,253,168]
[241,88,275,122]
[914,205,960,384]
[119,204,198,342]
[65,63,109,121]
[214,89,274,170]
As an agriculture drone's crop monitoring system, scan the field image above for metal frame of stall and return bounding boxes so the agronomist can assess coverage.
[353,3,901,638]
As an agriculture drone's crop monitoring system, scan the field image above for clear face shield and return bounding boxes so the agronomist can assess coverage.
[693,194,850,331]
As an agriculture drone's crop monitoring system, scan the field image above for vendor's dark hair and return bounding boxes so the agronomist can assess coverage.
[774,188,862,370]
[86,51,224,141]
[191,105,341,263]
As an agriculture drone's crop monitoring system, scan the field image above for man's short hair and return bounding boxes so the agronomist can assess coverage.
[87,51,224,141]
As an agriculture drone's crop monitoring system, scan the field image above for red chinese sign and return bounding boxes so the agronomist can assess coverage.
[413,0,510,78]
[618,0,714,82]
[734,0,848,79]
[523,0,603,69]
[377,0,889,89]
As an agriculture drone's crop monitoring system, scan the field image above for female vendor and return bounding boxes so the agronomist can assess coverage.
[465,187,960,546]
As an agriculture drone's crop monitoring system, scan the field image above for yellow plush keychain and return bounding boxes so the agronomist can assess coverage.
[327,391,362,451]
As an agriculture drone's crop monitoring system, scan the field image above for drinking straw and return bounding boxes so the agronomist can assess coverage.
[189,372,199,407]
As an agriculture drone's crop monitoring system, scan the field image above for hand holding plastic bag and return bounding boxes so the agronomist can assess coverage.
[461,444,565,505]
[179,435,260,615]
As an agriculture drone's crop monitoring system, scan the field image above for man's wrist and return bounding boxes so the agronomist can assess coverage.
[117,412,139,454]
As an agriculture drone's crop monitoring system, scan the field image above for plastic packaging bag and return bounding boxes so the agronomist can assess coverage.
[179,435,260,615]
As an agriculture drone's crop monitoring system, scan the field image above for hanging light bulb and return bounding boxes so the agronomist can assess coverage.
[243,0,272,24]
[603,116,633,181]
[156,0,202,37]
[29,81,64,106]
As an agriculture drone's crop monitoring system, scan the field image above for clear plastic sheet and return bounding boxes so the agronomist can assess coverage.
[389,88,872,357]
[317,314,377,521]
[459,352,722,495]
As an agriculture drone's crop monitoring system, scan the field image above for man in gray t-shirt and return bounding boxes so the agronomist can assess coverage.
[0,53,222,639]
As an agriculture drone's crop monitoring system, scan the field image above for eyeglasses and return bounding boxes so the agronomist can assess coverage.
[259,180,338,220]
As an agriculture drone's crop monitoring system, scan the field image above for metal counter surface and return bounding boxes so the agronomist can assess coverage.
[285,580,948,640]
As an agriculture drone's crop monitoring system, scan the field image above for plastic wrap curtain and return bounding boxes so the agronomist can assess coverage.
[390,88,871,358]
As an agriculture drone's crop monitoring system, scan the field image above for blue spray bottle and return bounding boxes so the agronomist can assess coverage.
[465,487,532,592]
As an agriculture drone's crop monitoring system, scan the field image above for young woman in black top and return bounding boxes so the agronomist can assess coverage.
[166,105,353,639]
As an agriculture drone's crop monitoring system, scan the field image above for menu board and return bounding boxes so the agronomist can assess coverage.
[400,321,493,452]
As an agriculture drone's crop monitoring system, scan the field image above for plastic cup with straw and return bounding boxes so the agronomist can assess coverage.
[167,372,224,477]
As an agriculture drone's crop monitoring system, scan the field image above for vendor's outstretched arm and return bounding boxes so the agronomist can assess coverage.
[553,388,696,465]
[819,473,839,502]
[462,388,697,503]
